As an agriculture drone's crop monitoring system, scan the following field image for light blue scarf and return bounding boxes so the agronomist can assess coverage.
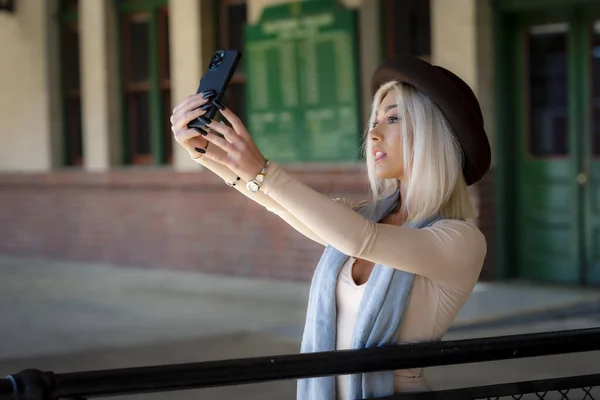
[297,191,441,400]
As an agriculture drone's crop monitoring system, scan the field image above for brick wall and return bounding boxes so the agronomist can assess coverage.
[0,166,368,282]
[0,166,495,282]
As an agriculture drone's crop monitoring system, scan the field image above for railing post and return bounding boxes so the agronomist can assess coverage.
[3,369,57,400]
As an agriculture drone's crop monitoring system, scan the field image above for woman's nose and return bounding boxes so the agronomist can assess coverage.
[369,126,382,142]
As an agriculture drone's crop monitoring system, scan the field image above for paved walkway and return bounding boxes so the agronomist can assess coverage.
[2,255,600,359]
[2,255,600,398]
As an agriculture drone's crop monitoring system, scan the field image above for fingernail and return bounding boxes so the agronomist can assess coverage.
[198,116,212,126]
[212,100,226,110]
[192,127,208,136]
[194,147,206,154]
[202,90,216,99]
[200,103,213,111]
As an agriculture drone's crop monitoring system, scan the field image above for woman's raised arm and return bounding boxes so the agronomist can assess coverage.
[170,93,329,246]
[260,163,487,288]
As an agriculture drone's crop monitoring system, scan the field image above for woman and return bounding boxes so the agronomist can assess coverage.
[170,54,490,399]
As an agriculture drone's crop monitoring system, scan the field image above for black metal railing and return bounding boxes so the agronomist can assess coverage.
[2,327,600,400]
[383,375,599,399]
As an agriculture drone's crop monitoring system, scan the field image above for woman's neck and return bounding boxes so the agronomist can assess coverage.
[392,180,408,216]
[398,179,408,201]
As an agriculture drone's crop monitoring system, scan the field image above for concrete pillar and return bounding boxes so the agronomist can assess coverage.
[357,0,381,125]
[0,0,56,171]
[80,1,121,171]
[170,0,216,171]
[431,0,495,165]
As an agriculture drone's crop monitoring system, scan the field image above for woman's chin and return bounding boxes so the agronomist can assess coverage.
[374,166,400,180]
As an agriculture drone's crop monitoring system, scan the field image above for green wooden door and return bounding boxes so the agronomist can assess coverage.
[514,11,580,284]
[582,8,600,284]
[514,6,600,285]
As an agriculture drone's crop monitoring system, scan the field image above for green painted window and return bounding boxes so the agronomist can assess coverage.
[59,0,83,166]
[527,23,569,156]
[118,0,171,165]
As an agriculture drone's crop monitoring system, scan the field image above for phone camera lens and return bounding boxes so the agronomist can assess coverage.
[209,52,224,70]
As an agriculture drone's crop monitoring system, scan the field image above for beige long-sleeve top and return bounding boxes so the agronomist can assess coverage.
[194,157,487,396]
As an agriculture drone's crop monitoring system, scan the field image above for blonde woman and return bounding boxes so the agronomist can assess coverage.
[170,54,490,399]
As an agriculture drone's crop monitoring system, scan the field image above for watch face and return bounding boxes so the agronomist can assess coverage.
[247,181,259,192]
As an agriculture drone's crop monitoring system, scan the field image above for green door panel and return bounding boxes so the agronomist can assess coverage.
[582,15,600,284]
[514,15,581,284]
[510,5,600,285]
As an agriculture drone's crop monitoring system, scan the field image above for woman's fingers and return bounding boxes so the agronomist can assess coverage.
[173,128,210,156]
[171,97,218,132]
[170,92,222,161]
[172,91,216,114]
[205,120,237,144]
[174,126,199,140]
[216,107,249,138]
[187,135,209,156]
[173,128,200,145]
[175,130,210,159]
[173,94,202,114]
[170,93,216,127]
[203,129,235,154]
[173,108,208,131]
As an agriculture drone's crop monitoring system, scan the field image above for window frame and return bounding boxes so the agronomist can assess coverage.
[58,0,84,167]
[117,0,171,166]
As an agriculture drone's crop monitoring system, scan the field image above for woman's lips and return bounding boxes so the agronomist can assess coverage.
[374,150,387,162]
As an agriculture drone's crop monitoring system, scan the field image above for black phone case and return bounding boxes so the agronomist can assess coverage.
[188,50,242,130]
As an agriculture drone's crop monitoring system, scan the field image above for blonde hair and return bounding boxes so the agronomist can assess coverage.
[363,81,477,222]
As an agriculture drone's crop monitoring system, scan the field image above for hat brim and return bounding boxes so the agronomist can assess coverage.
[370,55,491,186]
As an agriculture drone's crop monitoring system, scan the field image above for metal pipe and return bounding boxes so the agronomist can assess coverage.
[0,379,14,400]
[2,327,600,399]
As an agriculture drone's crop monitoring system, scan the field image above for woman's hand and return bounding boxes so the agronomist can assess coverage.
[199,106,267,182]
[170,92,215,158]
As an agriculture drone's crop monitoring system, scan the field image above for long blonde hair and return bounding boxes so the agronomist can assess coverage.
[364,81,477,222]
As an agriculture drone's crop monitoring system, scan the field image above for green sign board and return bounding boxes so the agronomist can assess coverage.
[244,0,361,162]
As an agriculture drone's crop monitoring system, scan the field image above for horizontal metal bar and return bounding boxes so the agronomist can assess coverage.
[3,327,600,399]
[0,380,14,400]
[376,373,600,399]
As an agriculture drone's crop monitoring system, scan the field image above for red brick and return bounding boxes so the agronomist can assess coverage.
[0,166,495,282]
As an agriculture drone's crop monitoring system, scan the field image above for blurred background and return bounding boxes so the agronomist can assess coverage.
[2,0,600,398]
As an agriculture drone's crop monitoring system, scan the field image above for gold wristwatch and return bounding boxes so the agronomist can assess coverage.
[246,159,270,193]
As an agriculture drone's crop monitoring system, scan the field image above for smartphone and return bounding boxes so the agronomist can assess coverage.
[188,49,242,131]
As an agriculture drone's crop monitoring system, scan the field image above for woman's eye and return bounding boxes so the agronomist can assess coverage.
[371,121,378,128]
[387,116,399,124]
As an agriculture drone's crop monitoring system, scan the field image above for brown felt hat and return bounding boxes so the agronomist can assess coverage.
[370,54,491,186]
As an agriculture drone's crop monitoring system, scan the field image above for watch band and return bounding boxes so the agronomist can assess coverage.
[246,159,271,192]
[258,159,270,175]
[226,176,241,187]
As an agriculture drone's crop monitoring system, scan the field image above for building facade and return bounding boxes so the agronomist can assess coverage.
[2,0,590,286]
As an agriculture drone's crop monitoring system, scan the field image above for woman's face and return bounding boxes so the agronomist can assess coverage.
[369,91,408,181]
